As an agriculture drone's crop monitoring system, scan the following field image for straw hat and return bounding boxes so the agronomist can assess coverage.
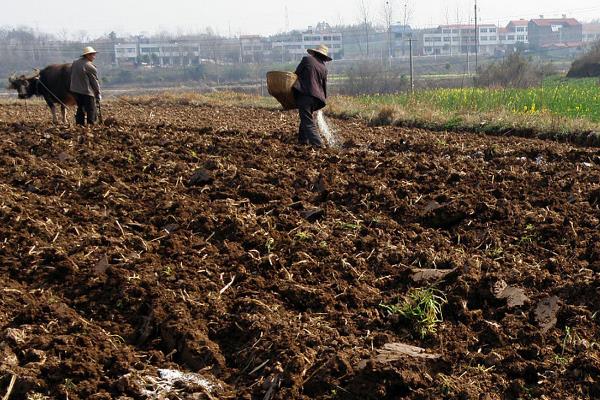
[82,46,98,56]
[308,44,332,61]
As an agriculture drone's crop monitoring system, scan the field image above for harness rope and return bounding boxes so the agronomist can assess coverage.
[34,78,70,109]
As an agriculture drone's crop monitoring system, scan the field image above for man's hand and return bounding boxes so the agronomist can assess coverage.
[96,94,102,101]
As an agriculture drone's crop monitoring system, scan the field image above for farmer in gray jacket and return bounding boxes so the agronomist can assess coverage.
[70,47,101,126]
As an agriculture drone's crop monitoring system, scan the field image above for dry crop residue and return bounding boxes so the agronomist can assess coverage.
[1,101,599,399]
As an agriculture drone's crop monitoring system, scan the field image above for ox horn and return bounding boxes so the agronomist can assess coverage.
[7,73,18,89]
[25,68,40,79]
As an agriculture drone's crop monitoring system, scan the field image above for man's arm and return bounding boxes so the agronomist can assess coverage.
[85,63,101,98]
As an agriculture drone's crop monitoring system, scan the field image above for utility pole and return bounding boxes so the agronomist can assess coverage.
[285,6,290,32]
[474,0,478,72]
[466,38,470,75]
[409,36,414,94]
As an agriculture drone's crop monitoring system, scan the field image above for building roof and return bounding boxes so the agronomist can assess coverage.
[530,18,581,27]
[508,20,529,26]
[391,25,412,33]
[540,41,583,48]
[439,24,496,29]
[582,23,600,33]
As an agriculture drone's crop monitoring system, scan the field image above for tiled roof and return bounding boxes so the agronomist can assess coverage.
[508,20,529,26]
[582,23,600,33]
[530,18,581,27]
[439,24,496,29]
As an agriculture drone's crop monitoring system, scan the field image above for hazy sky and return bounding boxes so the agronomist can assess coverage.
[2,0,600,38]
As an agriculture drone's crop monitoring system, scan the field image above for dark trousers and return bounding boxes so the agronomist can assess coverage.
[74,93,97,126]
[295,93,324,147]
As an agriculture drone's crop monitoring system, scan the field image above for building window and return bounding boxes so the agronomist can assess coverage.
[480,28,488,33]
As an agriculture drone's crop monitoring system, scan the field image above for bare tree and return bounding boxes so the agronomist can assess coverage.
[400,0,413,28]
[382,0,395,60]
[74,30,89,44]
[358,0,371,58]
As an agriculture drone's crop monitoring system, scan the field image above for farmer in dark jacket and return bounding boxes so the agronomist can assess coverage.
[70,46,101,126]
[293,44,332,147]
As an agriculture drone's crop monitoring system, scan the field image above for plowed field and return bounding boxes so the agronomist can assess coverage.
[1,100,599,399]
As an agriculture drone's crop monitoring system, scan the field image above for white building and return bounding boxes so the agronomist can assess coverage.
[422,24,498,56]
[115,42,201,66]
[271,25,343,61]
[240,35,272,63]
[499,20,529,47]
[114,43,137,64]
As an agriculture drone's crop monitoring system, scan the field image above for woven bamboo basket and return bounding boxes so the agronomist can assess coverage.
[266,71,297,110]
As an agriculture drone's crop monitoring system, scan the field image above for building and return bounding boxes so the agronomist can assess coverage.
[528,17,582,49]
[271,24,343,62]
[114,43,138,65]
[390,24,413,57]
[422,24,498,56]
[115,42,202,66]
[582,23,600,43]
[240,35,272,63]
[501,20,529,46]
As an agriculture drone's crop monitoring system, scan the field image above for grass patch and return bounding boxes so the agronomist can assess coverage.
[382,287,447,338]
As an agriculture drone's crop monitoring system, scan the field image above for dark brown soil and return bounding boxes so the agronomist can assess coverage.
[1,100,599,399]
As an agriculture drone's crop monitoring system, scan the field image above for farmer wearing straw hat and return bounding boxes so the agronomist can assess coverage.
[292,44,332,147]
[70,46,101,126]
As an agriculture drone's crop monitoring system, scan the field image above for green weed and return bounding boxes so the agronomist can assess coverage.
[382,287,447,338]
[265,237,275,253]
[294,231,313,241]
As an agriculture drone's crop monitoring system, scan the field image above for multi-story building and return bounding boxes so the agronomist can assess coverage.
[114,43,138,65]
[240,35,272,63]
[271,24,343,62]
[501,20,529,45]
[528,17,582,49]
[390,25,413,57]
[115,42,202,66]
[422,24,498,56]
[582,23,600,43]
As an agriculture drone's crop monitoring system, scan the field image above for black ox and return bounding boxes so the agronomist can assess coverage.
[8,64,77,124]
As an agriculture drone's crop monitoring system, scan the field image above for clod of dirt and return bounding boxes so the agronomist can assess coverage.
[103,116,119,127]
[57,151,71,162]
[492,280,529,308]
[188,168,214,187]
[410,268,456,283]
[0,345,19,368]
[302,207,325,222]
[162,223,180,233]
[420,200,467,229]
[94,255,110,275]
[534,296,560,333]
[358,342,441,369]
[589,188,600,205]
